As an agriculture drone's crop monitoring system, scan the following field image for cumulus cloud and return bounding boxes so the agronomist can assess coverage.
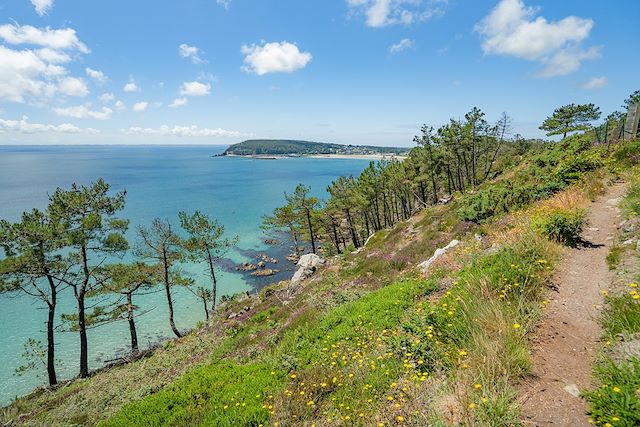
[123,124,247,138]
[133,101,148,112]
[475,0,600,77]
[31,0,54,16]
[114,100,126,110]
[179,81,211,96]
[347,0,448,28]
[169,97,188,108]
[53,105,113,120]
[581,76,608,90]
[123,79,140,93]
[58,77,89,97]
[85,67,107,84]
[0,23,89,53]
[178,43,204,64]
[0,24,90,103]
[99,92,115,102]
[389,38,414,54]
[241,41,312,75]
[0,116,98,134]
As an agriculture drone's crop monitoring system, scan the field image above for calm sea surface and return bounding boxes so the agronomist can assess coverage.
[0,145,371,405]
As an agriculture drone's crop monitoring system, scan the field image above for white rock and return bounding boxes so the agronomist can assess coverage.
[290,253,326,285]
[563,383,580,398]
[418,240,460,274]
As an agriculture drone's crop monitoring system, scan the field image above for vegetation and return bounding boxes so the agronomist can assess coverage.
[539,103,601,138]
[223,139,408,156]
[2,93,640,426]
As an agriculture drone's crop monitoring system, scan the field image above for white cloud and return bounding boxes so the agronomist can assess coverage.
[31,0,54,16]
[0,24,90,103]
[241,41,312,75]
[123,124,247,138]
[0,23,89,53]
[216,0,231,10]
[169,97,188,108]
[114,100,126,110]
[179,81,211,97]
[0,116,98,134]
[475,0,600,77]
[179,43,204,64]
[123,79,140,93]
[58,77,89,97]
[133,101,148,112]
[389,38,414,54]
[347,0,448,28]
[99,92,115,102]
[581,76,608,90]
[53,104,113,120]
[85,67,107,84]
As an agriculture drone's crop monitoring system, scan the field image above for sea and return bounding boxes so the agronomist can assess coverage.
[0,145,372,406]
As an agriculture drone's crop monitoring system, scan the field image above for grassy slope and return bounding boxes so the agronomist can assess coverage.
[1,135,626,426]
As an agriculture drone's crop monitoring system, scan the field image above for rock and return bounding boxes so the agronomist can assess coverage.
[438,195,453,205]
[607,197,622,207]
[264,239,279,245]
[285,253,300,263]
[624,238,635,245]
[563,383,580,398]
[258,261,266,268]
[636,240,640,253]
[251,268,279,277]
[474,234,483,243]
[418,240,460,274]
[237,263,257,271]
[290,253,326,284]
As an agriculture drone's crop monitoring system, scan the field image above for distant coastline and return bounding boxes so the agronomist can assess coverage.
[222,153,407,160]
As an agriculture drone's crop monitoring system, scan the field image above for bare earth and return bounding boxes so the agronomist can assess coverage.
[519,183,626,426]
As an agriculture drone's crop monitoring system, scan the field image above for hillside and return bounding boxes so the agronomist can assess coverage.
[222,139,409,156]
[4,133,640,426]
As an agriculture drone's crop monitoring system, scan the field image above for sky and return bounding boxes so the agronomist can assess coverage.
[0,0,638,146]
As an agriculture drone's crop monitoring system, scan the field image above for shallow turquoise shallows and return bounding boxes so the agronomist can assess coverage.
[0,145,372,405]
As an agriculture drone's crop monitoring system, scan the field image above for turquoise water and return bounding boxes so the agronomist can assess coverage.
[0,145,371,405]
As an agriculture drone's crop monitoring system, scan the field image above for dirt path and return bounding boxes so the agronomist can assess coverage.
[519,183,626,426]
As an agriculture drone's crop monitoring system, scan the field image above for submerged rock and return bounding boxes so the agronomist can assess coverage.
[251,268,279,277]
[418,239,460,274]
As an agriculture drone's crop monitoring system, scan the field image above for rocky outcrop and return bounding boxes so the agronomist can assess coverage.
[291,253,326,284]
[418,239,460,274]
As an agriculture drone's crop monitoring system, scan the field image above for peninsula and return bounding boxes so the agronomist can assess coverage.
[221,139,409,158]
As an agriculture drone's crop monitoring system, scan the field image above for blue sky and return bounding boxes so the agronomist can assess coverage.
[0,0,638,146]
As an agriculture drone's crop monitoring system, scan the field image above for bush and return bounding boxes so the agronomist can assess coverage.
[601,294,640,338]
[532,209,586,247]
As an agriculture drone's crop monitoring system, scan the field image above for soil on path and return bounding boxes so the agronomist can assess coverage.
[519,183,626,426]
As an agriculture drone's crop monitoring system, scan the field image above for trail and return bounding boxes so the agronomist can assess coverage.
[519,183,626,426]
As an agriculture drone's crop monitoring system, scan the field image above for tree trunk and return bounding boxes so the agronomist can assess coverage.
[330,216,341,254]
[206,248,217,311]
[163,248,181,338]
[46,301,57,386]
[305,208,316,254]
[126,293,139,354]
[78,246,89,378]
[202,296,209,321]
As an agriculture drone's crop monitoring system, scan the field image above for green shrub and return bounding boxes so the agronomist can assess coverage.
[532,209,586,247]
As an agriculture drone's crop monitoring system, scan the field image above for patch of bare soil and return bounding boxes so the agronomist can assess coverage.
[519,183,626,426]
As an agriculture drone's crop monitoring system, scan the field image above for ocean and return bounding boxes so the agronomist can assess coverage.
[0,145,372,405]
